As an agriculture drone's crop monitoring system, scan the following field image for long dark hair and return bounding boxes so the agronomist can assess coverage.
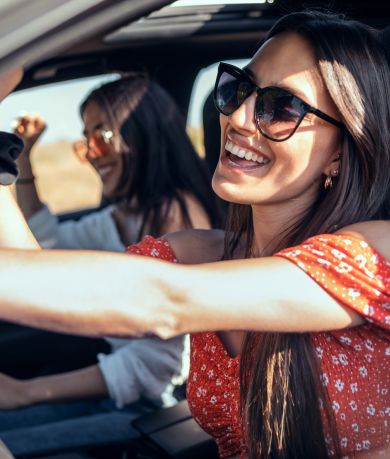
[222,11,390,458]
[81,75,220,238]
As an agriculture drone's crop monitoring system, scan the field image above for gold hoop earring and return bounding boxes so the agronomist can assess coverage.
[324,169,339,190]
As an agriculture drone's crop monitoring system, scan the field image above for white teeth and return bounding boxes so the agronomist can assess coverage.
[225,140,269,164]
[98,166,112,177]
[231,144,240,155]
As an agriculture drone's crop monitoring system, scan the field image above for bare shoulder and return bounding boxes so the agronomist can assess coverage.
[164,229,225,264]
[336,220,390,260]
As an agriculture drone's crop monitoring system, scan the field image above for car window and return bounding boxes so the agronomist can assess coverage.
[0,74,119,214]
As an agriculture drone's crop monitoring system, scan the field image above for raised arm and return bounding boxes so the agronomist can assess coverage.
[0,187,40,249]
[0,68,23,103]
[178,222,389,334]
[0,247,359,338]
[0,247,178,338]
[14,114,46,219]
[0,221,388,339]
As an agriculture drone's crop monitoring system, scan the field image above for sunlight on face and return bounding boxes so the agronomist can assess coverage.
[212,32,342,210]
[82,100,125,199]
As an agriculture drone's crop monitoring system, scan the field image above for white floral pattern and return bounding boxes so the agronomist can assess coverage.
[129,234,389,458]
[278,234,390,457]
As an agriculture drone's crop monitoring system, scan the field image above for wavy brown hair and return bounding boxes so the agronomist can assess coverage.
[80,76,221,238]
[222,11,390,459]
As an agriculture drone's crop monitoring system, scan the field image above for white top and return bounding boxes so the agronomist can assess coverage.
[100,336,188,408]
[28,205,187,408]
[28,205,129,251]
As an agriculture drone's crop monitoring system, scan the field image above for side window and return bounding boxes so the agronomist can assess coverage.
[0,74,118,214]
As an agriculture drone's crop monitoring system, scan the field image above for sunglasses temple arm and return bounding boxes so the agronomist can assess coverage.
[309,108,343,128]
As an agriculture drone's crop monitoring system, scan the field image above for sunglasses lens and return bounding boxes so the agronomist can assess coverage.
[256,89,304,140]
[89,132,112,157]
[73,130,114,161]
[215,69,253,116]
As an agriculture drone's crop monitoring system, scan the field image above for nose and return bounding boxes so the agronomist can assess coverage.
[85,146,94,162]
[86,137,100,160]
[228,92,258,135]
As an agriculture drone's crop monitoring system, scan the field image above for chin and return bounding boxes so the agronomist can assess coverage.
[212,177,252,205]
[102,186,118,201]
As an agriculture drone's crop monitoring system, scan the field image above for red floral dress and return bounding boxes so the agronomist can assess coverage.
[127,234,390,459]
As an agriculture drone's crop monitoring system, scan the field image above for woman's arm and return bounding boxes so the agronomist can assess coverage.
[0,248,179,338]
[0,220,387,338]
[14,114,46,220]
[0,365,107,409]
[0,187,40,249]
[177,254,364,334]
[0,68,23,103]
[1,231,384,339]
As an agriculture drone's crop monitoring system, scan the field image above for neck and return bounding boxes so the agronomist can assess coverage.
[251,195,315,257]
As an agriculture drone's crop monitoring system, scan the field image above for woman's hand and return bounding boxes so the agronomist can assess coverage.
[13,114,46,220]
[0,372,29,410]
[14,113,46,150]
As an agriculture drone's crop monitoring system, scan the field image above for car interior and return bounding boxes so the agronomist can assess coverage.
[0,1,389,458]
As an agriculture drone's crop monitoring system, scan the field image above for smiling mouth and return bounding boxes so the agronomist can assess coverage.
[224,139,270,168]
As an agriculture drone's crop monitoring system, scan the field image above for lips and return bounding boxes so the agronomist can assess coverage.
[225,139,270,164]
[223,139,271,171]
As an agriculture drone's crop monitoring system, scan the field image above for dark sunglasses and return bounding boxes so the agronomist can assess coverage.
[72,128,115,162]
[214,62,343,142]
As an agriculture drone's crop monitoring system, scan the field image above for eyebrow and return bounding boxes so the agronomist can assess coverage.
[243,65,312,105]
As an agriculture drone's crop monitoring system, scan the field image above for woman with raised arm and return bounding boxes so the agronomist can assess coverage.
[0,10,388,459]
[0,75,220,453]
[14,75,219,247]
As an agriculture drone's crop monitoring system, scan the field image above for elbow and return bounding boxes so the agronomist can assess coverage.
[153,282,186,340]
[153,307,182,340]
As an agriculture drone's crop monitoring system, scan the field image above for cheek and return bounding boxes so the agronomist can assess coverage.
[219,115,228,150]
[269,135,315,180]
[305,127,341,175]
[274,128,339,180]
[113,156,125,177]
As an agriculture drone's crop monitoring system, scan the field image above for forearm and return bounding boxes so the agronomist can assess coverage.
[0,248,178,338]
[15,148,43,219]
[24,365,108,405]
[0,187,40,249]
[173,257,363,334]
[0,247,363,339]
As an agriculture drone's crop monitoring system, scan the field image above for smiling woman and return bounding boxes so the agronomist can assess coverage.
[0,8,389,459]
[15,75,220,249]
[0,75,221,456]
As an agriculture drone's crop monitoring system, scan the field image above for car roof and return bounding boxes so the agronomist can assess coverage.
[0,0,173,80]
[11,0,388,89]
[3,0,389,115]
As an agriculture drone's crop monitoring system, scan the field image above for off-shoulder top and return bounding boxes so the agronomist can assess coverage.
[127,234,390,458]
